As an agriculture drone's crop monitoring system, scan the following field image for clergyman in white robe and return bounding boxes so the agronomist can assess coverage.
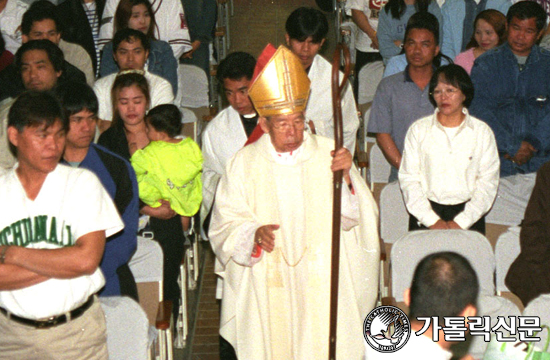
[210,132,380,359]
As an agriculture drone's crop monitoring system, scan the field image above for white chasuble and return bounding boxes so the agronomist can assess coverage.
[210,133,380,360]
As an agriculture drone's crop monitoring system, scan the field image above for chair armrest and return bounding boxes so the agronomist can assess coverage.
[155,300,173,330]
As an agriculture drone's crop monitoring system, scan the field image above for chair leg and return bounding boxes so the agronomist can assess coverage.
[174,259,188,349]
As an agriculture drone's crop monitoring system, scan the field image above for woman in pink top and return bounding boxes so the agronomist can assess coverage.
[454,9,507,74]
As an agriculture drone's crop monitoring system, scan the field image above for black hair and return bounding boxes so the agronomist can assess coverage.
[111,72,151,128]
[8,91,67,133]
[21,0,60,36]
[15,39,65,73]
[507,1,547,33]
[55,81,99,118]
[429,64,474,107]
[216,52,256,82]
[113,28,150,52]
[404,11,440,44]
[145,104,182,138]
[285,7,328,43]
[409,252,479,325]
[384,0,432,20]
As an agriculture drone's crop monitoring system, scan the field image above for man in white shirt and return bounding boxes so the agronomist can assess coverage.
[0,91,124,359]
[365,252,478,360]
[93,28,173,129]
[201,51,257,238]
[285,7,360,153]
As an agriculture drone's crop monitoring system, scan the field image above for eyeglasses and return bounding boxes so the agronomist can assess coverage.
[431,88,460,98]
[270,119,306,131]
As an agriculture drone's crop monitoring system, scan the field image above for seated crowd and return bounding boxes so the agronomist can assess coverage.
[0,0,549,358]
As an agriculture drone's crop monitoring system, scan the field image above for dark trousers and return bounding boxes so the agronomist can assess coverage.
[117,263,139,301]
[149,216,185,308]
[409,200,486,235]
[353,50,383,99]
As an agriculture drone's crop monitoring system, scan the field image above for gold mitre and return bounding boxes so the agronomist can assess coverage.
[248,45,311,118]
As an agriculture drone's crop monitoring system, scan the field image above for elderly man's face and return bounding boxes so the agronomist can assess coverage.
[260,112,305,153]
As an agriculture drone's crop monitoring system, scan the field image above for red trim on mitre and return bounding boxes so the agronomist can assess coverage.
[244,43,278,147]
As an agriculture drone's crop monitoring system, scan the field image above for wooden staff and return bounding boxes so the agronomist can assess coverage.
[329,43,351,360]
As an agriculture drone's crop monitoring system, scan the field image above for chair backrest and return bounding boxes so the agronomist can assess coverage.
[358,60,384,105]
[460,295,522,359]
[129,236,164,325]
[380,181,409,243]
[391,230,495,302]
[486,173,536,226]
[368,142,391,187]
[100,296,150,360]
[495,227,521,293]
[523,294,550,347]
[177,64,209,108]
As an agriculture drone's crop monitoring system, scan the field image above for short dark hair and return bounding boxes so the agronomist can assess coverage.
[404,12,440,45]
[285,7,328,43]
[21,0,60,36]
[15,39,65,73]
[8,91,67,133]
[429,64,474,108]
[409,252,479,324]
[216,52,256,82]
[111,72,151,127]
[145,104,182,138]
[55,81,99,119]
[114,0,157,40]
[113,28,150,52]
[507,1,547,33]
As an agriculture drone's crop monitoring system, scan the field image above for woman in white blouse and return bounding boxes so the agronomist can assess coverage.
[399,64,500,234]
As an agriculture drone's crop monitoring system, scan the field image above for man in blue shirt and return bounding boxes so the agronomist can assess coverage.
[57,82,139,299]
[470,1,550,177]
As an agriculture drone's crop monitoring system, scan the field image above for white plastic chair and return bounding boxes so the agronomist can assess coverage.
[379,181,409,244]
[368,143,391,190]
[523,294,550,346]
[129,236,173,360]
[486,173,536,226]
[357,61,384,105]
[177,64,209,109]
[391,230,495,302]
[100,296,150,360]
[495,227,521,293]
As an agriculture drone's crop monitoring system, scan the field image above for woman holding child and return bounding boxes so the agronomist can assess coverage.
[99,71,202,309]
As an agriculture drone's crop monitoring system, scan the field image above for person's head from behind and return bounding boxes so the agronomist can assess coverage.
[7,91,67,173]
[145,104,182,141]
[285,7,328,69]
[113,28,150,71]
[404,12,440,69]
[467,10,507,51]
[406,252,479,326]
[16,40,64,92]
[506,1,546,56]
[56,82,99,150]
[21,1,61,46]
[428,64,474,117]
[217,51,256,116]
[114,0,157,39]
[111,71,150,128]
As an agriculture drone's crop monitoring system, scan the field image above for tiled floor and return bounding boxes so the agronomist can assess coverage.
[181,2,338,359]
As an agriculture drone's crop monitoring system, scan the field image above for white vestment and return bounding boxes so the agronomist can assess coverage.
[306,55,360,153]
[200,106,248,229]
[210,133,380,360]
